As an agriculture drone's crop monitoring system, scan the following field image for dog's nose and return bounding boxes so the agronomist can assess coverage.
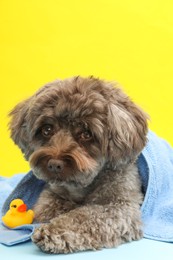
[47,159,64,173]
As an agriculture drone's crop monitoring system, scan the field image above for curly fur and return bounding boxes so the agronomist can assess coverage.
[9,76,148,253]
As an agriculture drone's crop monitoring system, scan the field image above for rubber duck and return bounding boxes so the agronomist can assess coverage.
[2,199,34,228]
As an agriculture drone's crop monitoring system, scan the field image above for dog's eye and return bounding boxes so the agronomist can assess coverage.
[80,130,92,141]
[41,125,54,138]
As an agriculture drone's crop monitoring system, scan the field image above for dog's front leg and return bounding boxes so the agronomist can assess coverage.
[32,203,143,254]
[33,188,78,222]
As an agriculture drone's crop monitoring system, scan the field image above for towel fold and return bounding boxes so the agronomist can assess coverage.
[0,223,36,246]
[1,130,173,246]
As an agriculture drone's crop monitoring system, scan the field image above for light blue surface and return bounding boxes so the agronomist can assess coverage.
[0,239,172,260]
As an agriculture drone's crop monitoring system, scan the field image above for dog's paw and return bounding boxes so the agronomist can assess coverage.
[31,224,84,254]
[32,224,63,254]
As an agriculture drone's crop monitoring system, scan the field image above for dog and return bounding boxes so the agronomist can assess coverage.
[9,76,148,253]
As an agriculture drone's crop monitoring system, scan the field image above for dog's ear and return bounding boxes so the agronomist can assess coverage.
[106,88,148,168]
[9,99,30,156]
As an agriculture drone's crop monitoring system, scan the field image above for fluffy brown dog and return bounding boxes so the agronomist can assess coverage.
[9,76,148,253]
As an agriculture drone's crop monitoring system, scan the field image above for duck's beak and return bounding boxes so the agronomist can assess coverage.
[18,204,27,212]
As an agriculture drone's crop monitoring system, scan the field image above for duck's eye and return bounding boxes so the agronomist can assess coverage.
[80,130,92,141]
[41,124,54,138]
[11,205,17,208]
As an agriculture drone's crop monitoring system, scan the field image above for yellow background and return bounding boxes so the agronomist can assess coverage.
[0,0,173,176]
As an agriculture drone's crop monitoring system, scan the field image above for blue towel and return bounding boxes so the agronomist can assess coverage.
[1,131,173,245]
[0,174,24,212]
[138,131,173,242]
[0,173,45,245]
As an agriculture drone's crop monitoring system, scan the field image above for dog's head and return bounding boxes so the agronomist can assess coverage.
[9,76,148,187]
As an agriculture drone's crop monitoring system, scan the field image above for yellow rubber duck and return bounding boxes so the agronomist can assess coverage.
[2,199,34,228]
